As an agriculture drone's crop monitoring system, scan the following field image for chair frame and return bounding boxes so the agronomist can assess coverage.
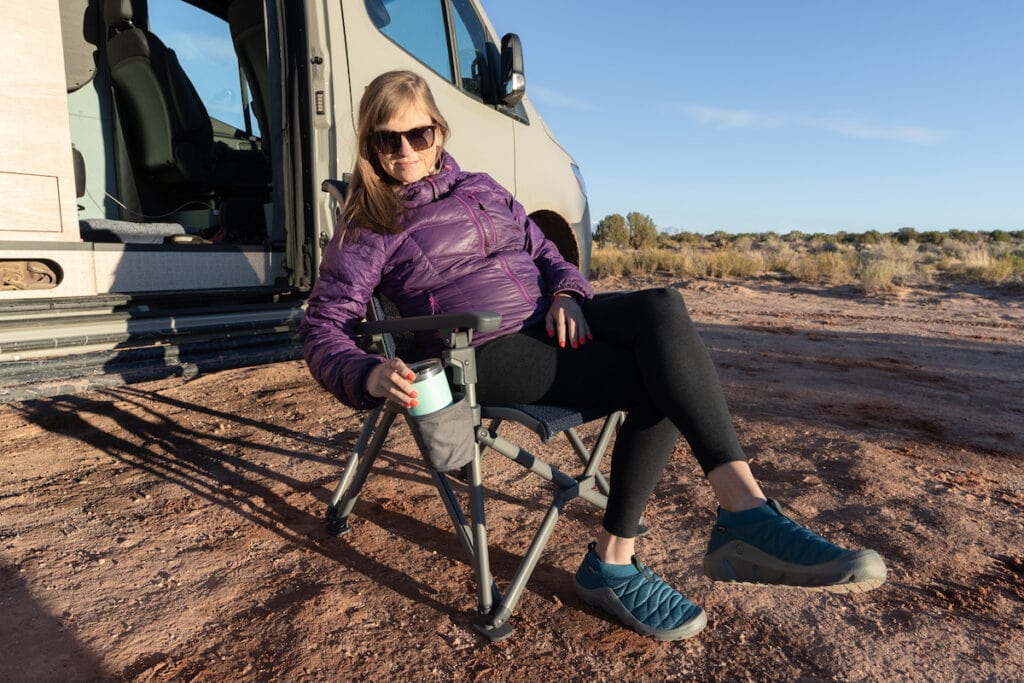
[323,308,624,642]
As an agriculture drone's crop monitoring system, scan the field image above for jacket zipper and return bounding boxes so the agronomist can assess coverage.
[451,193,488,257]
[469,193,498,245]
[497,254,533,305]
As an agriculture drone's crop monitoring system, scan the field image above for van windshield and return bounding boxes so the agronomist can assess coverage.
[149,2,260,136]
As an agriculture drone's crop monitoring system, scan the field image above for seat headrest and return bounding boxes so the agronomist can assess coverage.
[103,0,133,28]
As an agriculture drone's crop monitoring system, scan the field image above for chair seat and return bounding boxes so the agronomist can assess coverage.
[482,403,609,443]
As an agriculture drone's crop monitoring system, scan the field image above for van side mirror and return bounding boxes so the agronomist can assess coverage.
[500,33,525,106]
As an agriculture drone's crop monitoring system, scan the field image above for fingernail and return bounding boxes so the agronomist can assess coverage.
[559,340,565,348]
[547,329,554,337]
[405,401,412,408]
[410,399,418,408]
[588,333,593,340]
[406,372,415,381]
[571,340,578,349]
[410,390,418,398]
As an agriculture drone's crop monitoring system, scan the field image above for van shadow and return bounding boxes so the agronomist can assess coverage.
[0,563,109,681]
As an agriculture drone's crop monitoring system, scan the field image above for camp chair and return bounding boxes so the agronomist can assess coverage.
[319,180,623,642]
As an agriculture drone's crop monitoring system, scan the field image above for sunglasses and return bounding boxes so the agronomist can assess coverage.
[370,125,437,155]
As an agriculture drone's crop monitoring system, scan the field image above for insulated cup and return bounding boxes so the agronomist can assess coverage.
[406,359,452,417]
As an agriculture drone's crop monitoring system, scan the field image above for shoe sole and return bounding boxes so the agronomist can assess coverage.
[704,541,887,593]
[574,581,708,641]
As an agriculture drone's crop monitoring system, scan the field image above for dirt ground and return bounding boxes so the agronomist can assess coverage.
[2,274,1022,682]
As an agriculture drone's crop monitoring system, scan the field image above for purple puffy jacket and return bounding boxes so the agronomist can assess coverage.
[301,152,593,409]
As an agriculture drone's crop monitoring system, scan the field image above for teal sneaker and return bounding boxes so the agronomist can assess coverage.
[574,542,707,641]
[703,499,887,593]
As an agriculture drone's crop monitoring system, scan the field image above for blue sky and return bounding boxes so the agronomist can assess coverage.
[484,1,1022,233]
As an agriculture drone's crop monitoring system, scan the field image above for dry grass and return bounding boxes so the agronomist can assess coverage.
[590,231,1024,291]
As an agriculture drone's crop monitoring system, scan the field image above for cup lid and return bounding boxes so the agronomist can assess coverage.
[407,358,443,379]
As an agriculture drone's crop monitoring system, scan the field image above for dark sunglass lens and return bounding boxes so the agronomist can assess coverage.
[406,126,435,151]
[374,131,403,155]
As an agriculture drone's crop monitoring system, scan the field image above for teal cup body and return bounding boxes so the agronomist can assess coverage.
[406,359,453,417]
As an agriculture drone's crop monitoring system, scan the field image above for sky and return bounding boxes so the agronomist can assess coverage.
[483,1,1023,234]
[155,1,1022,235]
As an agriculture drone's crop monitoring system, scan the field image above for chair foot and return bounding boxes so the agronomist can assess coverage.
[472,616,515,643]
[326,505,353,537]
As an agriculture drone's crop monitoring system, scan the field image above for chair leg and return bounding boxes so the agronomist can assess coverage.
[464,446,517,641]
[325,407,397,536]
[567,411,624,499]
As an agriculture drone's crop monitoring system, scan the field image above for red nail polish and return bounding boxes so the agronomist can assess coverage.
[547,329,554,337]
[410,399,418,408]
[410,390,418,398]
[559,340,565,348]
[588,333,593,340]
[571,340,578,349]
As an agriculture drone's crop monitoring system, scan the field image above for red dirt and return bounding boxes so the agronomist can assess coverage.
[2,275,1023,681]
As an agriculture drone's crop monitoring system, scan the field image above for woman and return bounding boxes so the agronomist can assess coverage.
[301,70,886,642]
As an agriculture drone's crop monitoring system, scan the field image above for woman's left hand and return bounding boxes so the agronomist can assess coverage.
[545,293,591,349]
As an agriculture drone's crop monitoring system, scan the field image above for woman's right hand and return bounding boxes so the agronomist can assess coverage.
[366,357,419,408]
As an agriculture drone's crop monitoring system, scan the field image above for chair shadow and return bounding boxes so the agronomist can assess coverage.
[13,388,579,625]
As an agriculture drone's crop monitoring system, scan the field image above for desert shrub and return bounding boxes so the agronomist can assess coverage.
[658,249,704,278]
[895,227,919,245]
[947,229,984,245]
[590,247,630,279]
[945,246,1024,284]
[759,237,799,273]
[855,241,926,292]
[670,231,706,245]
[707,230,734,248]
[630,249,661,276]
[918,231,946,245]
[656,232,680,249]
[858,260,900,293]
[732,235,756,253]
[704,249,764,278]
[790,251,856,283]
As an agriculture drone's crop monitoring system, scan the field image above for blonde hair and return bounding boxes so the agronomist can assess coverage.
[341,71,450,236]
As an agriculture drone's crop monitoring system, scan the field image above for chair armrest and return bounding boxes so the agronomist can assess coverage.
[357,311,502,336]
[321,179,349,206]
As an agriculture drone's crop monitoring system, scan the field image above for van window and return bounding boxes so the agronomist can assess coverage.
[364,0,526,119]
[365,0,454,82]
[450,0,490,99]
[148,2,259,136]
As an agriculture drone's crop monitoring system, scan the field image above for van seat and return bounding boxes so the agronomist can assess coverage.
[79,218,187,244]
[103,0,269,212]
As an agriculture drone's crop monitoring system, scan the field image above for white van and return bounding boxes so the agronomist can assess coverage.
[0,0,591,401]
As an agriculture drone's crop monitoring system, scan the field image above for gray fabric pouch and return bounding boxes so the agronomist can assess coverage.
[407,397,477,472]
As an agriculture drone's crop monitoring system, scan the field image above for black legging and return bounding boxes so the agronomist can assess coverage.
[475,287,746,538]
